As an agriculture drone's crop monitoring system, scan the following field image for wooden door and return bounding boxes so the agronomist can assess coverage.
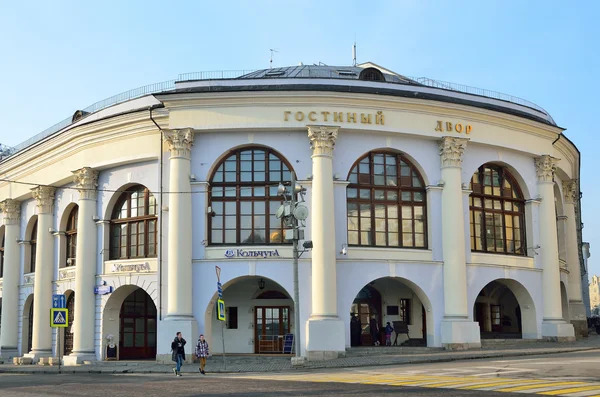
[119,289,157,360]
[64,293,74,355]
[254,306,290,353]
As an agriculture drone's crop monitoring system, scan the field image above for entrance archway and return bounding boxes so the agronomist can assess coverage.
[560,281,569,322]
[101,285,157,360]
[473,279,536,339]
[119,289,157,359]
[64,291,74,355]
[204,276,293,354]
[22,295,34,354]
[350,277,431,347]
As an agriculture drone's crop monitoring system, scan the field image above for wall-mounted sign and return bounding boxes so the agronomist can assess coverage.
[94,285,114,295]
[284,110,385,125]
[111,262,151,273]
[435,120,473,134]
[224,249,280,259]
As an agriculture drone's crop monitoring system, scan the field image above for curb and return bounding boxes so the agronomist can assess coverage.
[0,346,597,375]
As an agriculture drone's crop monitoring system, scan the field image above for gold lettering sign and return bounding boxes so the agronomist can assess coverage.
[435,120,472,134]
[284,110,385,125]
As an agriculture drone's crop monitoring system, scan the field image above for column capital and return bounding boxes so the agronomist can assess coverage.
[0,199,21,225]
[562,179,578,204]
[72,167,99,200]
[534,155,559,183]
[31,186,56,214]
[439,136,468,168]
[307,125,338,157]
[163,128,194,159]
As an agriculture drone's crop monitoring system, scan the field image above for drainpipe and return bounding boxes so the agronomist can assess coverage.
[149,104,165,321]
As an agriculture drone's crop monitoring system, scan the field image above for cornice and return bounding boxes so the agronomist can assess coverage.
[159,90,562,136]
[0,111,162,175]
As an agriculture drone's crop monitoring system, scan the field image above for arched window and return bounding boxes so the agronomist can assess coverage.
[359,67,385,81]
[66,206,78,267]
[469,164,526,255]
[209,147,293,245]
[110,185,157,260]
[30,220,37,273]
[347,152,427,248]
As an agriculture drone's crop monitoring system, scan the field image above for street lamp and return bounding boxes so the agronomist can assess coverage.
[276,173,310,364]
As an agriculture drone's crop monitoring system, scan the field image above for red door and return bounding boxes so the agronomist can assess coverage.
[119,289,157,359]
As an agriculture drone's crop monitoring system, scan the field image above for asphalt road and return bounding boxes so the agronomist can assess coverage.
[0,350,598,396]
[0,373,515,397]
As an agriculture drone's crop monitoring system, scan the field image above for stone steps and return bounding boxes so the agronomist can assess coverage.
[345,347,443,356]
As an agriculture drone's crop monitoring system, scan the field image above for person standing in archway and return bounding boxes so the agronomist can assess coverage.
[369,316,380,346]
[195,334,210,375]
[171,332,186,377]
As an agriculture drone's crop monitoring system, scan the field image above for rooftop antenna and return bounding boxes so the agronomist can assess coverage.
[270,49,279,69]
[352,42,357,66]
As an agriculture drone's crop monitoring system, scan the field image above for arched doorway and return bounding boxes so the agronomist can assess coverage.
[22,295,34,354]
[351,285,382,346]
[204,276,293,354]
[64,292,74,355]
[350,278,429,347]
[561,282,569,322]
[119,289,157,359]
[473,279,536,339]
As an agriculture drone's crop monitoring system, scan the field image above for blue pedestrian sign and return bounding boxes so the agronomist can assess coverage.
[217,282,223,298]
[50,308,69,328]
[52,294,66,309]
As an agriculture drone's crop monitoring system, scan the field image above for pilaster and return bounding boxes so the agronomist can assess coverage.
[26,186,56,361]
[305,125,345,360]
[562,178,587,337]
[0,199,21,360]
[439,137,480,350]
[65,167,99,364]
[164,128,194,320]
[535,155,575,341]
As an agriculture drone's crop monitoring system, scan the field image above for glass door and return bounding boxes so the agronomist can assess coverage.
[254,306,289,353]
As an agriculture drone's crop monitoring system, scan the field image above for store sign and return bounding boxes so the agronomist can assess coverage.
[94,285,114,295]
[111,262,151,273]
[284,110,385,125]
[224,249,280,258]
[435,120,473,134]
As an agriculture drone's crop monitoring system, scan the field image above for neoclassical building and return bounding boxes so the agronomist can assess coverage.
[0,62,588,364]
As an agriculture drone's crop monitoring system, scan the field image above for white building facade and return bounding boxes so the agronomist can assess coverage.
[0,63,587,364]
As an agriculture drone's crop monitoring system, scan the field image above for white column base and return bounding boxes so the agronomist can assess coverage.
[542,320,575,342]
[23,350,53,364]
[0,347,19,363]
[305,316,346,361]
[63,352,97,365]
[441,319,481,350]
[568,301,589,338]
[156,318,198,364]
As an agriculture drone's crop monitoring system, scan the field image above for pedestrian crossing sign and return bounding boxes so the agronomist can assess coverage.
[217,299,226,321]
[50,308,69,328]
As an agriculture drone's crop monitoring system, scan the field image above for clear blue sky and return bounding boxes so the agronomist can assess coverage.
[1,1,598,274]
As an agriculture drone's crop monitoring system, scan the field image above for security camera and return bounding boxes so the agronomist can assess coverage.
[340,244,348,255]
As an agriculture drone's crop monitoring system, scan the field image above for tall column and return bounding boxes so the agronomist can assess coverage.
[0,199,21,359]
[305,125,345,361]
[26,186,56,361]
[64,167,99,364]
[439,137,481,350]
[563,179,587,337]
[158,128,197,363]
[535,155,575,341]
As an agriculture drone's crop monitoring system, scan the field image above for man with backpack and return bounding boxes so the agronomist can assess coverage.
[171,332,186,376]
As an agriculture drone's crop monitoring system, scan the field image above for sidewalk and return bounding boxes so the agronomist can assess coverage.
[1,335,598,374]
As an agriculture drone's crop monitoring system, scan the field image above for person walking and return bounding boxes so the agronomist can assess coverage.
[195,334,210,375]
[369,316,380,346]
[384,322,394,346]
[171,332,186,377]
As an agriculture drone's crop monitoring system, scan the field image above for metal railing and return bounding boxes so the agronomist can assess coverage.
[9,79,176,155]
[176,70,256,82]
[5,68,553,160]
